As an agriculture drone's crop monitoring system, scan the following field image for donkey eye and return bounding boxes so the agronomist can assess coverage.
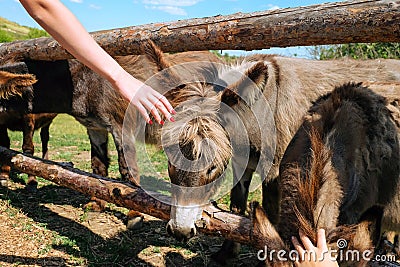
[207,165,217,176]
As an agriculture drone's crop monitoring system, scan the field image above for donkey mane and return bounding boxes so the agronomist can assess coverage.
[292,128,342,244]
[132,40,233,175]
[160,83,232,175]
[283,126,373,255]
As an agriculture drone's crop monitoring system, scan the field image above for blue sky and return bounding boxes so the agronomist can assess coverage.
[1,0,341,57]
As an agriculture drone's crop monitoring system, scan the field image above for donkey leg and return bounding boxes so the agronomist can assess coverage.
[229,167,254,215]
[110,128,139,186]
[0,125,11,186]
[88,128,109,177]
[212,161,254,265]
[22,114,38,191]
[110,129,143,230]
[84,128,109,211]
[261,178,281,226]
[40,124,50,160]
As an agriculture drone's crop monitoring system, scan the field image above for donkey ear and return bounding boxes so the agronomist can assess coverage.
[0,71,36,99]
[221,62,268,107]
[141,40,172,71]
[141,40,182,90]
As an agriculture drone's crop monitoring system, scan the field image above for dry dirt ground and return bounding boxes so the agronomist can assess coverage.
[1,115,399,267]
[0,173,259,267]
[2,175,399,267]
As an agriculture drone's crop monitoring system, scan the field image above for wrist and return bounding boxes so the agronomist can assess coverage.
[107,66,144,101]
[107,63,126,85]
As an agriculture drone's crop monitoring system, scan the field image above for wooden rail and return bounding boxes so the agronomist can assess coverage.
[0,0,399,62]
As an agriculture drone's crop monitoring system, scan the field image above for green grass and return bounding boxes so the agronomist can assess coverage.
[0,17,49,43]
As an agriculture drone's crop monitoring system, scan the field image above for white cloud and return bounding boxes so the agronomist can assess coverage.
[142,0,201,15]
[70,0,83,3]
[146,5,187,15]
[89,4,102,10]
[142,0,201,6]
[266,4,280,10]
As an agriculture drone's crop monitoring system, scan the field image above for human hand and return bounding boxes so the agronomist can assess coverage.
[291,229,339,267]
[20,0,175,125]
[113,70,175,124]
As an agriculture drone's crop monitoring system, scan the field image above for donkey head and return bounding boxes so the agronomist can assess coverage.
[141,41,271,241]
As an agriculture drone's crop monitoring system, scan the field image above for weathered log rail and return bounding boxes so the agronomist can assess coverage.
[0,0,399,63]
[1,147,400,266]
[0,146,254,245]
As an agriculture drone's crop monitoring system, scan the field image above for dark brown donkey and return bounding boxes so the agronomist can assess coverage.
[0,70,56,190]
[252,83,400,267]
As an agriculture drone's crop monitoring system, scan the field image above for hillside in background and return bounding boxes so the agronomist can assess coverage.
[0,17,48,43]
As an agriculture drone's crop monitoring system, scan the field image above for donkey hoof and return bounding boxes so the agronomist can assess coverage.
[83,200,106,212]
[211,241,241,265]
[125,210,144,231]
[126,216,144,231]
[26,179,38,192]
[25,183,38,193]
[121,174,140,187]
[0,179,8,187]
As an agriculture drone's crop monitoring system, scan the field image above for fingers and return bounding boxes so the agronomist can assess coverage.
[317,229,328,251]
[151,93,176,123]
[292,229,336,266]
[292,236,305,255]
[135,103,152,124]
[144,96,174,124]
[134,87,175,125]
[143,99,163,125]
[150,97,172,124]
[299,230,315,251]
[157,94,175,115]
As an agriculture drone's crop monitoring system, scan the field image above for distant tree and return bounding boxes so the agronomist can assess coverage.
[309,43,400,60]
[211,50,237,63]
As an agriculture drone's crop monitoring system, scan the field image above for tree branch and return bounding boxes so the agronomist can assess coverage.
[0,146,253,245]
